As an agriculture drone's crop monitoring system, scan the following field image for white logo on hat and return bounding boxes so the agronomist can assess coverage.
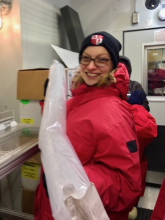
[91,35,103,45]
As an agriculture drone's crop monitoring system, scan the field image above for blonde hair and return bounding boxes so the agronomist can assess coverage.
[71,69,117,89]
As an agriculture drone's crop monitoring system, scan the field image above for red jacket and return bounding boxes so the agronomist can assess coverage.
[67,63,141,219]
[124,102,157,196]
[34,64,142,220]
[125,103,157,159]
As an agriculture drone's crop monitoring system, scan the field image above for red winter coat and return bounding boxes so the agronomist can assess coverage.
[34,96,157,220]
[34,166,54,220]
[67,63,141,220]
[34,63,142,220]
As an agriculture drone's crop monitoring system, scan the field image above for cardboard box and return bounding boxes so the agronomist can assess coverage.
[21,187,35,215]
[26,152,41,164]
[17,68,49,100]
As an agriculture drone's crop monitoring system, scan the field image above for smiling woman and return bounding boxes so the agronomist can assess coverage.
[35,31,142,220]
[66,31,142,220]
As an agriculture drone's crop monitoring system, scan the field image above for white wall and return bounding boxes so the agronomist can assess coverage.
[51,0,71,9]
[70,0,113,36]
[70,0,165,49]
[0,0,22,122]
[112,0,165,49]
[0,0,164,123]
[0,0,71,212]
[70,0,165,124]
[19,0,69,69]
[0,0,70,122]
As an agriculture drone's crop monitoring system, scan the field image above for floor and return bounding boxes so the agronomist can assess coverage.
[137,207,153,220]
[138,186,160,210]
[135,186,160,220]
[136,170,163,220]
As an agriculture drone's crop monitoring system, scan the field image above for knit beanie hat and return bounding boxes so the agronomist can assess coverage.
[119,55,132,77]
[79,31,121,69]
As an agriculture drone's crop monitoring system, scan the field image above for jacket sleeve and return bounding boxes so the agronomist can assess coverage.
[129,104,157,158]
[84,121,142,213]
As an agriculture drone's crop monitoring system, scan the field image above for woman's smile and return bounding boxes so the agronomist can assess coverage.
[86,72,100,77]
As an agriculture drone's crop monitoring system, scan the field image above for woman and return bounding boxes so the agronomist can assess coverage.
[34,31,142,220]
[66,31,141,220]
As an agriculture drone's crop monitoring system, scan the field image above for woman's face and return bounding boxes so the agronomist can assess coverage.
[79,46,113,86]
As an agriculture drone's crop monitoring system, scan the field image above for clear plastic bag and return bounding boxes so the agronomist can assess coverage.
[39,60,110,220]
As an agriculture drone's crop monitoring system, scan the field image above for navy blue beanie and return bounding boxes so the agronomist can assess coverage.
[79,31,122,69]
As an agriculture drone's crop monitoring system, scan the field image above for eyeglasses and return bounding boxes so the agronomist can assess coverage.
[80,56,111,67]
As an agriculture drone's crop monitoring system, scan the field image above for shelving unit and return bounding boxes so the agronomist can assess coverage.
[0,121,40,220]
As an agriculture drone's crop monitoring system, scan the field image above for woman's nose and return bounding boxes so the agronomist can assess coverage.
[87,60,97,70]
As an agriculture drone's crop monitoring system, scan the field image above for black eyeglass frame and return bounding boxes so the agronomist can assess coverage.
[80,56,111,67]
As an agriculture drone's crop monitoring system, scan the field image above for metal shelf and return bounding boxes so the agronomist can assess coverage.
[0,207,33,220]
[0,124,39,180]
[0,123,40,219]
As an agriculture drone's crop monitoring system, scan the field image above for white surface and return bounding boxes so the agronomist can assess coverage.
[124,29,155,83]
[138,186,160,210]
[52,45,79,68]
[70,0,165,37]
[0,0,70,124]
[10,121,18,128]
[0,124,6,131]
[149,102,165,125]
[52,0,71,9]
[0,0,22,123]
[146,171,165,185]
[124,30,165,125]
[19,0,69,69]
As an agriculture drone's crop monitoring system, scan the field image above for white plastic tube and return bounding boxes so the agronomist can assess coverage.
[39,60,90,220]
